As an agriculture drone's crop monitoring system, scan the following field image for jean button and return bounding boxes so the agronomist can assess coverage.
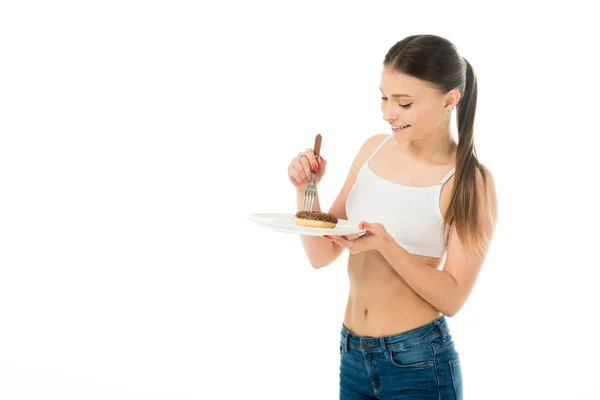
[361,342,370,350]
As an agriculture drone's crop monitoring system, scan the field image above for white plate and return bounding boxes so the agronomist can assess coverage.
[247,213,367,237]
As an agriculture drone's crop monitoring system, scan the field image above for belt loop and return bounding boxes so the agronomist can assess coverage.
[433,319,447,343]
[342,329,349,353]
[379,338,389,359]
[345,333,350,353]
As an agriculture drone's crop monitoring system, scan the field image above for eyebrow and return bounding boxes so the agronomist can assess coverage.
[379,87,413,98]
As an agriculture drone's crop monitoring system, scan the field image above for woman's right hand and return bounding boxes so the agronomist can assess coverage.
[288,148,327,190]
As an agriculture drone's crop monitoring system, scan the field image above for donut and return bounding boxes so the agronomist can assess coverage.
[295,211,338,229]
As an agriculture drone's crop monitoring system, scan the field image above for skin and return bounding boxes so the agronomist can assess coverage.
[289,66,498,337]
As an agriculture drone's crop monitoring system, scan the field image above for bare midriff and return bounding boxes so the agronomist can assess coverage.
[343,249,444,337]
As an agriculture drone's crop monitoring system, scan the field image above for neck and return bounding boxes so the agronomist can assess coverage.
[397,122,457,165]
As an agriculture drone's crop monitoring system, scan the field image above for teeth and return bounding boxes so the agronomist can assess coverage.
[393,125,410,129]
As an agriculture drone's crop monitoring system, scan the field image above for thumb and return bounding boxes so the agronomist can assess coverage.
[358,221,380,232]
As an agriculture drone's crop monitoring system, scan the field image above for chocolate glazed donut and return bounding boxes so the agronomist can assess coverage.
[294,211,338,228]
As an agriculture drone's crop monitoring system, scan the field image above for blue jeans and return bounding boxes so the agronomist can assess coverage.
[339,316,463,399]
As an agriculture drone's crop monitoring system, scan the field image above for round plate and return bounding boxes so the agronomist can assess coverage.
[247,213,367,237]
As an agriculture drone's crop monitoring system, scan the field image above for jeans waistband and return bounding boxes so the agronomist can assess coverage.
[340,315,450,354]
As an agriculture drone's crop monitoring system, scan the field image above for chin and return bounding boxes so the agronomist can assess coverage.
[391,131,415,142]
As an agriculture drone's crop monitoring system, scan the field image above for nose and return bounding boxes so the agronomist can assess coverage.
[382,102,399,123]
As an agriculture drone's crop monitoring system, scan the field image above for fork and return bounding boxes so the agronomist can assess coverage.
[302,134,321,211]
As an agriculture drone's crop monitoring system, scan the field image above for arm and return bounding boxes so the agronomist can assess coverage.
[299,134,389,269]
[380,166,499,316]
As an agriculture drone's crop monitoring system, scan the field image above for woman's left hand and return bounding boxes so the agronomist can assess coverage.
[324,222,393,254]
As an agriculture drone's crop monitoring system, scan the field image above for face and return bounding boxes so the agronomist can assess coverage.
[379,66,459,142]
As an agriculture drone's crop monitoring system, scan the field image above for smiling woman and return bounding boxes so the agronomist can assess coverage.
[284,33,498,399]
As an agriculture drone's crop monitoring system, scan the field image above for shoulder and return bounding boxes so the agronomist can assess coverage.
[475,162,499,226]
[364,133,390,149]
[337,134,390,181]
[477,163,493,184]
[476,163,496,198]
[346,134,390,170]
[356,134,389,159]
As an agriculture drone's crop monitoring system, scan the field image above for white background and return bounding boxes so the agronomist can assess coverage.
[1,1,599,399]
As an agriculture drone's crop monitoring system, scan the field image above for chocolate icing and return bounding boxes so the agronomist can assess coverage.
[295,211,338,224]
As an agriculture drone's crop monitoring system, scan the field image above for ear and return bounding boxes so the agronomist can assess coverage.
[443,88,461,113]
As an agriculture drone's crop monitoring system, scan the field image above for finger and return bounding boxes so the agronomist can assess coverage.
[292,163,309,183]
[291,177,304,186]
[359,221,374,231]
[324,235,351,248]
[318,155,326,169]
[289,162,307,183]
[298,154,313,181]
[288,166,305,185]
[304,148,319,173]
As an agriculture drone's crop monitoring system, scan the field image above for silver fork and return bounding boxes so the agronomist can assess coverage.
[303,171,317,211]
[302,133,321,212]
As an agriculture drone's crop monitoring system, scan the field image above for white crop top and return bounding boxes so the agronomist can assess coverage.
[345,135,455,258]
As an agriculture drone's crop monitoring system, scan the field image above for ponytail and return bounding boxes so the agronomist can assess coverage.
[443,58,491,257]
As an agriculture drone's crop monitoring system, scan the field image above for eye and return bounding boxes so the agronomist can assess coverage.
[381,97,412,109]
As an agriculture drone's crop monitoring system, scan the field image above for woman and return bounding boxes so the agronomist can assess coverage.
[287,35,498,399]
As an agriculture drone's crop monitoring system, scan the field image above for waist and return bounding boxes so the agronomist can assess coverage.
[343,302,441,337]
[341,315,451,354]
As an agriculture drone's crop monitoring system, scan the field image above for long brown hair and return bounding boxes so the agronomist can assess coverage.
[384,35,493,256]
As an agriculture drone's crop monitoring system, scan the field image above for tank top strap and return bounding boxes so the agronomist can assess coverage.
[367,135,393,161]
[438,167,456,186]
